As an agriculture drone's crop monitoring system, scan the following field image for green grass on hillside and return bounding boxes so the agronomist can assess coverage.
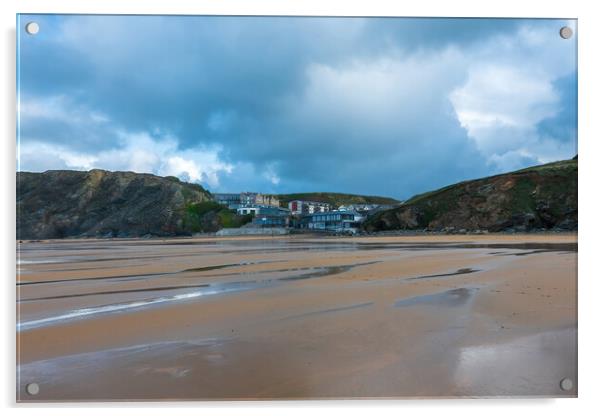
[276,192,399,208]
[404,158,577,206]
[183,201,252,232]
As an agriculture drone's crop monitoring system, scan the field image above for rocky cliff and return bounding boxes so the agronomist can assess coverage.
[17,169,212,239]
[363,158,577,233]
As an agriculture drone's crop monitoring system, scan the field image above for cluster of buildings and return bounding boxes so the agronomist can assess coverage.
[288,200,330,215]
[213,192,396,234]
[214,192,281,210]
[214,192,290,228]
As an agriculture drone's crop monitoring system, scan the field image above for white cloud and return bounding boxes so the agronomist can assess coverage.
[298,48,465,131]
[18,142,93,172]
[158,150,233,188]
[19,95,110,126]
[448,23,576,170]
[450,65,559,154]
[19,126,233,189]
[160,156,202,183]
[18,93,234,189]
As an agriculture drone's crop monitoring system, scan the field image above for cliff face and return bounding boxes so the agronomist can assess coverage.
[17,170,212,239]
[364,159,577,233]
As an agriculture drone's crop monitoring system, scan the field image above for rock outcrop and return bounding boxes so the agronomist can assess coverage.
[363,158,577,233]
[17,169,212,239]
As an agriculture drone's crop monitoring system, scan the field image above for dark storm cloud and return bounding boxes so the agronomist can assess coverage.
[17,15,576,199]
[536,73,578,150]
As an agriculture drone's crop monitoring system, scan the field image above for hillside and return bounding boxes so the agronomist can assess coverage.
[276,192,400,208]
[17,169,216,239]
[364,158,577,233]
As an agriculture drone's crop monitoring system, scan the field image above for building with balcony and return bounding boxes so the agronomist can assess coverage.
[298,211,361,233]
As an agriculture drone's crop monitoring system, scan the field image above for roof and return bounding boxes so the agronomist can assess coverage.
[305,211,357,218]
[289,200,331,205]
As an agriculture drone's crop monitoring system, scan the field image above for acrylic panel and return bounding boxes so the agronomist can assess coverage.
[16,15,577,401]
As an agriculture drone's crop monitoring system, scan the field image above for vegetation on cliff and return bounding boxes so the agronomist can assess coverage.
[276,192,399,208]
[17,169,215,239]
[363,158,577,233]
[182,201,253,233]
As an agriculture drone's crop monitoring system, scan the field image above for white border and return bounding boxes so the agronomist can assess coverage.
[2,0,601,414]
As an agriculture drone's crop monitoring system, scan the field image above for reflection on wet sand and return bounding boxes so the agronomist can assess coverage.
[454,328,577,396]
[17,234,577,400]
[394,287,477,308]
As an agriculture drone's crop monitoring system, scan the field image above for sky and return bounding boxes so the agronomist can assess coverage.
[17,15,577,200]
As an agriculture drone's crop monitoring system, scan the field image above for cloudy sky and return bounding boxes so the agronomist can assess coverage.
[17,15,577,199]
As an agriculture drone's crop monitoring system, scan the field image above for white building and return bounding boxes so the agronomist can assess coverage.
[240,192,279,207]
[288,200,331,215]
[236,206,261,216]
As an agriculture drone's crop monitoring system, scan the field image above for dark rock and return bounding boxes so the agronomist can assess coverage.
[17,169,212,239]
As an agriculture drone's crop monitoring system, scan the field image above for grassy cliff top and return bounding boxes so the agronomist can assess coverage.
[276,192,400,208]
[404,158,577,206]
[363,157,577,232]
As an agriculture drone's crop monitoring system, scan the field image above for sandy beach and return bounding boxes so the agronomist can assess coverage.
[16,234,577,400]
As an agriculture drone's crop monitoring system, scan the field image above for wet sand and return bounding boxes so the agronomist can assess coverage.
[16,234,577,400]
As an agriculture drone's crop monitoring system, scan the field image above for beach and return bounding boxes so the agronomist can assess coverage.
[16,234,577,400]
